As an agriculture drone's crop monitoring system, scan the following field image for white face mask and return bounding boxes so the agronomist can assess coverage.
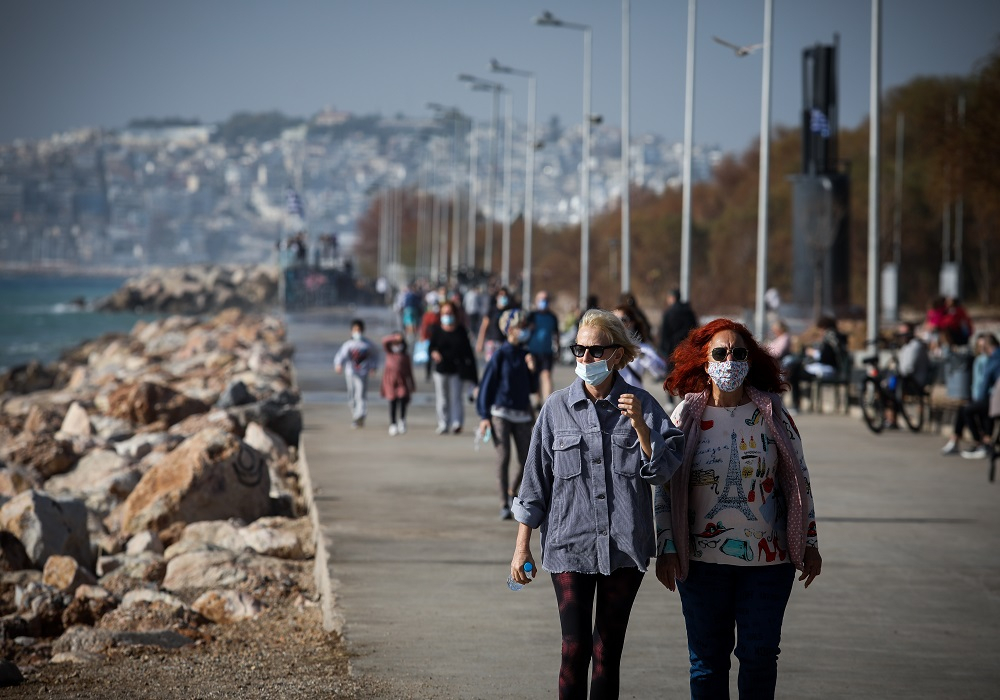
[706,360,749,392]
[352,332,362,341]
[575,359,613,386]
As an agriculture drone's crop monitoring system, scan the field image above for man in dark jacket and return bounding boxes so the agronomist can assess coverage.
[659,289,698,366]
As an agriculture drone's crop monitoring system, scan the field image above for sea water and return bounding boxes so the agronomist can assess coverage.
[0,272,153,372]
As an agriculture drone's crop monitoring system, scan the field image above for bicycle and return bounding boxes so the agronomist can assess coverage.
[859,342,927,434]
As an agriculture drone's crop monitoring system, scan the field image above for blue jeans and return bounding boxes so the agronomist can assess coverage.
[677,561,795,700]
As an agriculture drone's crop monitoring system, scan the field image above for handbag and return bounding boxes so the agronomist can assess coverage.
[412,339,430,366]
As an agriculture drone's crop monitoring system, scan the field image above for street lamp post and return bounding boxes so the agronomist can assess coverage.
[490,58,537,303]
[621,0,631,293]
[680,0,697,303]
[459,74,503,279]
[535,10,593,311]
[754,0,774,340]
[429,103,468,286]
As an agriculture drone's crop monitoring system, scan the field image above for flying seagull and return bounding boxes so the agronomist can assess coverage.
[712,35,764,57]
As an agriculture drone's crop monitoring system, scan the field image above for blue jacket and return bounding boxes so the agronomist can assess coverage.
[976,348,1000,403]
[477,342,537,418]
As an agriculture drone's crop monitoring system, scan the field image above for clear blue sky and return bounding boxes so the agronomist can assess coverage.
[1,0,997,153]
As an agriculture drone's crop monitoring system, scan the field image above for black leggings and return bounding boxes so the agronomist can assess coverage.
[389,397,409,423]
[551,568,645,700]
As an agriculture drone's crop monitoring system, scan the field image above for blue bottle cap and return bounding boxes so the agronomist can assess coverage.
[524,562,533,572]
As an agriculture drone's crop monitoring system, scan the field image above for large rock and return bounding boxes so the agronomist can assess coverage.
[240,516,314,560]
[43,555,98,594]
[44,449,140,516]
[0,432,77,478]
[192,589,260,624]
[106,381,210,428]
[0,464,43,498]
[59,402,93,438]
[117,428,272,536]
[0,491,93,570]
[0,531,33,573]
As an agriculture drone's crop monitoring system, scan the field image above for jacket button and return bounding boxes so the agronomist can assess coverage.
[594,457,602,464]
[597,494,605,500]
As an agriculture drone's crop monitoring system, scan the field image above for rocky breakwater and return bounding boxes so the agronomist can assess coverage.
[0,308,315,686]
[95,264,280,314]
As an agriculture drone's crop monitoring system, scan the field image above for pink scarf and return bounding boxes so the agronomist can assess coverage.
[669,386,810,581]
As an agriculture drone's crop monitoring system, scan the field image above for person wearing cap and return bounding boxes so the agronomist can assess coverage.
[477,309,538,520]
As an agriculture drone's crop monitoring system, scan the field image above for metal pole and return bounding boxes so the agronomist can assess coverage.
[502,91,513,287]
[523,74,537,304]
[956,93,965,296]
[621,0,631,293]
[893,111,904,317]
[754,0,773,340]
[581,26,592,310]
[467,127,478,271]
[867,0,882,346]
[486,88,499,276]
[451,116,462,286]
[680,0,696,303]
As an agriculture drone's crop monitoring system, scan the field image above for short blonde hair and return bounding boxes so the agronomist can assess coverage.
[578,309,639,371]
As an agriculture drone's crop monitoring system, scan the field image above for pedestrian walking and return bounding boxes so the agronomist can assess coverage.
[381,331,416,436]
[655,318,822,700]
[334,318,378,429]
[509,309,684,699]
[476,309,537,520]
[429,300,478,434]
[525,290,560,403]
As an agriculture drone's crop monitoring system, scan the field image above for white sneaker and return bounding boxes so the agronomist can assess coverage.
[941,440,960,455]
[388,424,398,437]
[961,445,988,460]
[397,420,407,435]
[436,424,448,435]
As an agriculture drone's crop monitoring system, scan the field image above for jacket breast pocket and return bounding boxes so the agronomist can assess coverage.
[551,432,583,479]
[612,432,640,476]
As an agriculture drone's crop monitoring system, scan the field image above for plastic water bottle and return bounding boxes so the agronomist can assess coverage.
[507,562,533,591]
[474,425,491,451]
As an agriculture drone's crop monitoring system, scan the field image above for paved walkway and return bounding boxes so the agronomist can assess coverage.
[288,308,1000,699]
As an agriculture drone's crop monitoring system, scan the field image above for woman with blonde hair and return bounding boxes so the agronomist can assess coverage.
[510,309,684,699]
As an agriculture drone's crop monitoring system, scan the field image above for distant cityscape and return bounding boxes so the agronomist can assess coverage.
[0,107,723,274]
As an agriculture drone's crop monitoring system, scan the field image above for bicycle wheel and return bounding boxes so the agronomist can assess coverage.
[860,377,885,433]
[899,385,925,432]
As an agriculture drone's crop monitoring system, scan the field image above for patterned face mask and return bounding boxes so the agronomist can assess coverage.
[706,360,749,392]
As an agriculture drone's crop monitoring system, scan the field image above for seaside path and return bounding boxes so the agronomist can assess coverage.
[288,307,1000,699]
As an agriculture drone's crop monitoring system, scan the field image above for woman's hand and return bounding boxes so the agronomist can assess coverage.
[655,553,681,592]
[478,418,492,438]
[431,350,443,363]
[617,393,650,438]
[525,353,536,372]
[798,546,822,588]
[510,549,536,586]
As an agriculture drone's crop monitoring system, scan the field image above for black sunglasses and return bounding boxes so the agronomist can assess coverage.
[710,347,749,362]
[569,344,620,359]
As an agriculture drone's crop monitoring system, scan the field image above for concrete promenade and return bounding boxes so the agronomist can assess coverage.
[288,308,1000,699]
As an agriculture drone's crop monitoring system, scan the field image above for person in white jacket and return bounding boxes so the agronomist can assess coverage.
[334,318,379,428]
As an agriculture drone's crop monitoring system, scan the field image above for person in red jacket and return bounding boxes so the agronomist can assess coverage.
[380,331,416,436]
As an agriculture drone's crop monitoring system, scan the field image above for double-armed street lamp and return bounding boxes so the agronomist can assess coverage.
[534,10,593,311]
[490,58,538,303]
[458,74,504,280]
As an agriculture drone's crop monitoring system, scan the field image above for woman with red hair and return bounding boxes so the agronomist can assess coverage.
[655,318,822,700]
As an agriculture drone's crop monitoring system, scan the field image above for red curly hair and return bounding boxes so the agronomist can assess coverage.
[663,318,786,397]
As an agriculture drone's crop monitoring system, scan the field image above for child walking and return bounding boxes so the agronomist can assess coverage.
[381,331,416,436]
[334,318,378,428]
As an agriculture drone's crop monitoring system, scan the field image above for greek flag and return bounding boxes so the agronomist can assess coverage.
[810,108,831,139]
[285,188,305,219]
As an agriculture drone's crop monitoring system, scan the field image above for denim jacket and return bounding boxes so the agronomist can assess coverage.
[511,373,684,575]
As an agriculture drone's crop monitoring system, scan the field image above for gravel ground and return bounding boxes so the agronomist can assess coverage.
[0,586,396,699]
